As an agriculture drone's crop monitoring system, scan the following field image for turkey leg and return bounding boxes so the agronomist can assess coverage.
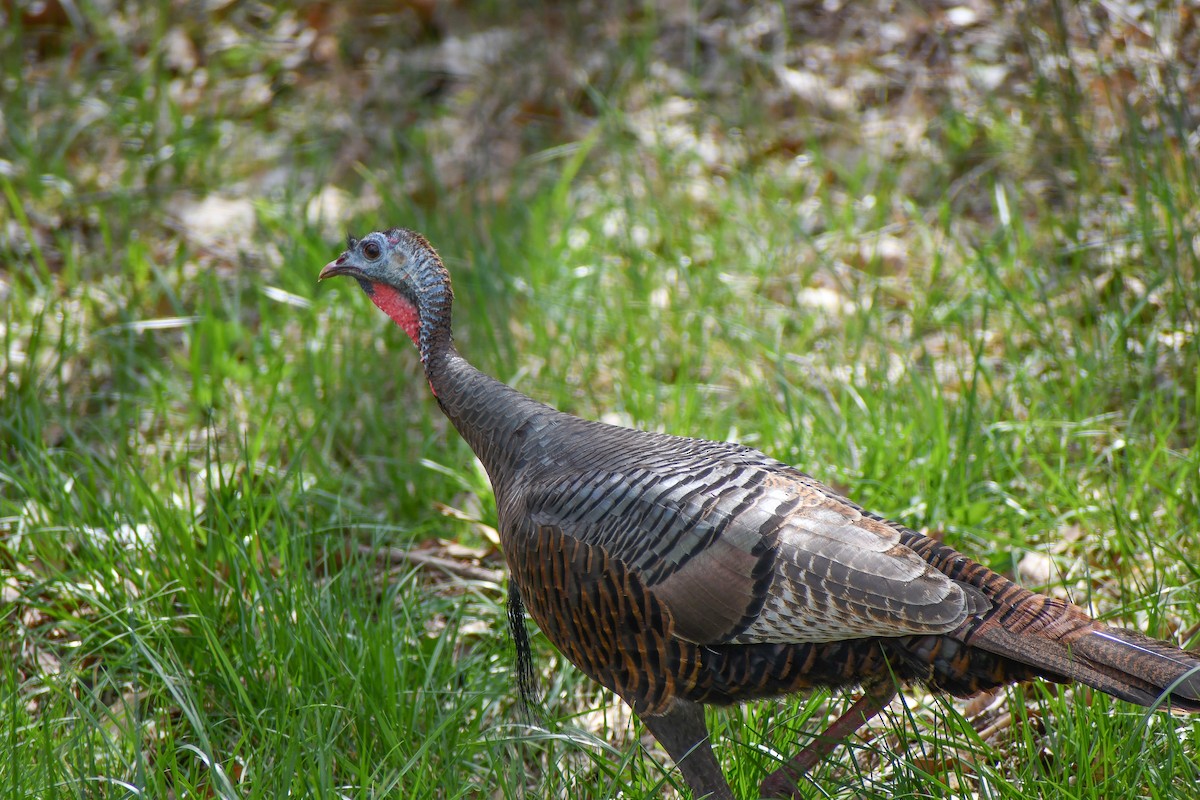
[641,699,736,800]
[760,680,898,799]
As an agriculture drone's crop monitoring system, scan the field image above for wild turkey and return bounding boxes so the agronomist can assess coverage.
[319,228,1200,799]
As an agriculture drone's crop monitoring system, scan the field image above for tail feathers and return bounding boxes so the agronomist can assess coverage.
[1070,627,1200,712]
[897,527,1200,711]
[972,624,1200,713]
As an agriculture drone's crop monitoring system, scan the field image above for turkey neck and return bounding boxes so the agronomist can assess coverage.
[401,241,555,492]
[424,344,556,493]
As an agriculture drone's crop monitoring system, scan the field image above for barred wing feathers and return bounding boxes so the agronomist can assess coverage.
[522,444,986,648]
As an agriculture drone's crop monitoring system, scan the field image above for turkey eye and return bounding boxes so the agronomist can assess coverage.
[362,241,382,260]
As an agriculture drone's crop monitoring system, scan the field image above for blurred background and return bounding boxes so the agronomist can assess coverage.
[2,2,1198,798]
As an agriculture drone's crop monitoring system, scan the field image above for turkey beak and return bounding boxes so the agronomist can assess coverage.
[319,254,351,281]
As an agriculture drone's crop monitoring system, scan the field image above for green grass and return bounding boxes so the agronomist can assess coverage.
[2,3,1199,798]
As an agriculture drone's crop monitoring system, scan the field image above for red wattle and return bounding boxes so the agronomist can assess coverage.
[368,283,420,346]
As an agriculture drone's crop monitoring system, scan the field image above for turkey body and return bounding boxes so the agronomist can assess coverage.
[445,359,1197,716]
[321,228,1200,800]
